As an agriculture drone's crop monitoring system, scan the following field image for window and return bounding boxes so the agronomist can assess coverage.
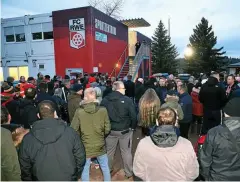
[31,24,43,40]
[39,64,45,69]
[4,27,15,42]
[31,23,53,40]
[4,26,25,43]
[15,26,25,42]
[8,66,29,80]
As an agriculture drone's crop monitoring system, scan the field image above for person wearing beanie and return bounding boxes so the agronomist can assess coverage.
[199,97,240,181]
[67,84,83,122]
[7,76,14,87]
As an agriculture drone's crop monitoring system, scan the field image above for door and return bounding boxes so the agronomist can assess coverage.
[8,66,29,80]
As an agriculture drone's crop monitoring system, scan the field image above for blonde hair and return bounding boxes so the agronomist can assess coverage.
[139,88,161,127]
[157,107,177,126]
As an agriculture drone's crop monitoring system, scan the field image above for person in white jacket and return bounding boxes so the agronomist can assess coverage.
[133,107,199,181]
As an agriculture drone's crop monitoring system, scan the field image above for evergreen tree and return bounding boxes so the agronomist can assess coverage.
[185,17,226,74]
[151,20,179,74]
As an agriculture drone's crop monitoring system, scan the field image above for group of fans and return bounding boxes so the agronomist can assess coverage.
[1,71,240,181]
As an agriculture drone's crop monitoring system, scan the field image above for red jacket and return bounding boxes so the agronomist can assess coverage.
[191,89,203,116]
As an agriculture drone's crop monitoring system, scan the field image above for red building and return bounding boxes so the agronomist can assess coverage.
[53,6,151,79]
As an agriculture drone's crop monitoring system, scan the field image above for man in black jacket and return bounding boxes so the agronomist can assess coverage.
[124,75,135,100]
[17,87,38,129]
[199,98,240,181]
[18,100,86,181]
[101,81,137,179]
[199,76,227,134]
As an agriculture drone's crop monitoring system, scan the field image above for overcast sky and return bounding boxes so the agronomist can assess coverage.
[2,0,240,58]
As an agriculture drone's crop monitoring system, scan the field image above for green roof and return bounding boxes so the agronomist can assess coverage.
[120,18,150,28]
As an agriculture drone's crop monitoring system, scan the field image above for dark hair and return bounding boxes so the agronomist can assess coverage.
[127,75,132,79]
[25,88,37,100]
[228,74,235,80]
[106,80,112,86]
[39,82,48,93]
[1,106,9,124]
[64,75,70,79]
[27,77,35,82]
[45,75,50,80]
[38,100,55,119]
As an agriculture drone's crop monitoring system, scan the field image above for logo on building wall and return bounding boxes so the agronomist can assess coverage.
[69,18,85,49]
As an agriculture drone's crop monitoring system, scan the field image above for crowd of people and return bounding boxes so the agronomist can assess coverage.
[1,71,240,181]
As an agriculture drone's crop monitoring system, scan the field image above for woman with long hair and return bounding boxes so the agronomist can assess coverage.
[133,107,199,181]
[138,88,161,136]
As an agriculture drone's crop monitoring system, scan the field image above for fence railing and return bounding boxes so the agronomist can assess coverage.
[109,45,128,78]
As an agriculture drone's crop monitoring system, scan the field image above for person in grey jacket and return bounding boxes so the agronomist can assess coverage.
[178,85,193,139]
[199,98,240,181]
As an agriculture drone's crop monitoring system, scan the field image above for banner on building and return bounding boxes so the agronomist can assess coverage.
[69,18,85,49]
[95,31,108,43]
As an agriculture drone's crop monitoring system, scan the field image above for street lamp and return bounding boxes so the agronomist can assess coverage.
[184,47,194,57]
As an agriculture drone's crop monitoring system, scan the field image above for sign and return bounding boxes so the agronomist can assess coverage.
[95,19,116,35]
[69,18,85,49]
[93,67,98,73]
[95,31,107,43]
[66,68,83,79]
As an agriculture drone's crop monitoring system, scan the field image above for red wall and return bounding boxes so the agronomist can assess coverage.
[92,8,128,76]
[53,7,93,76]
[53,6,128,77]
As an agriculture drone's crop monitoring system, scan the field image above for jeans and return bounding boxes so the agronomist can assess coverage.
[81,154,111,182]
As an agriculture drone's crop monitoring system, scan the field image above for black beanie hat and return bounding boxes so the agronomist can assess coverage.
[223,98,240,117]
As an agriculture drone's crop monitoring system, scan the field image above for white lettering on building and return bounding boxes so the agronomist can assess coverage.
[95,19,116,35]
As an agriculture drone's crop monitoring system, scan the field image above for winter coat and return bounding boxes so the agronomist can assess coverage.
[16,98,38,128]
[199,78,227,110]
[133,125,199,181]
[161,97,184,121]
[18,118,86,181]
[191,88,203,116]
[187,82,194,95]
[36,92,57,105]
[179,92,193,123]
[124,80,135,98]
[155,86,167,104]
[68,94,82,122]
[101,91,137,131]
[135,82,146,103]
[102,86,112,98]
[71,101,111,158]
[226,82,240,99]
[199,117,240,181]
[1,127,21,181]
[231,89,240,99]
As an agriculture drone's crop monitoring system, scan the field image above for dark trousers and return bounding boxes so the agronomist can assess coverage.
[201,109,221,135]
[179,123,190,139]
[192,115,202,124]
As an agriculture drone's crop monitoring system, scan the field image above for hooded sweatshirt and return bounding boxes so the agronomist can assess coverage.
[71,101,111,158]
[67,93,82,122]
[18,118,86,181]
[133,125,199,181]
[161,97,184,121]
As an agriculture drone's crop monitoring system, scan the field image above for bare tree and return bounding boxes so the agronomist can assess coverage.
[88,0,124,19]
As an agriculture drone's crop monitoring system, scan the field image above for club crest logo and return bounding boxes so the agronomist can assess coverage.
[69,18,85,49]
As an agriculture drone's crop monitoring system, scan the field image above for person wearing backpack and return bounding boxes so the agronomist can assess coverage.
[199,97,240,181]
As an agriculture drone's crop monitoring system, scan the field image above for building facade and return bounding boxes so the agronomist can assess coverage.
[1,13,55,81]
[1,6,151,81]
